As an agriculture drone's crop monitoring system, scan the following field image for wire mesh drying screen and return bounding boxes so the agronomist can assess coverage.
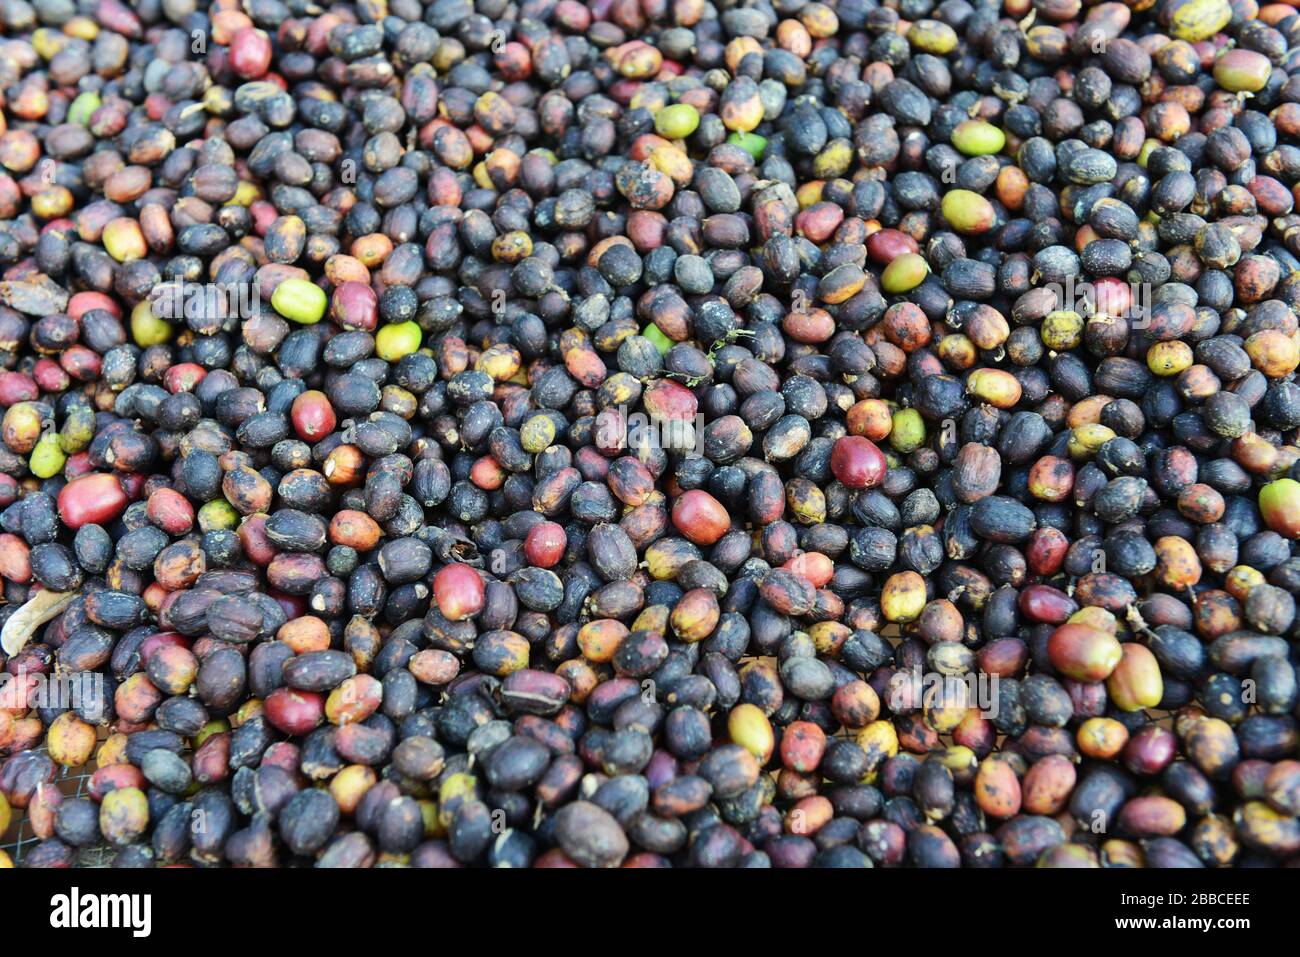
[1,746,114,868]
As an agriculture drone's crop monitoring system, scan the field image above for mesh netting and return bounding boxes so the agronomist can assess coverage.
[1,747,114,868]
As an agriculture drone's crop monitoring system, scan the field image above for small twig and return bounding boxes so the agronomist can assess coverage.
[2,589,78,657]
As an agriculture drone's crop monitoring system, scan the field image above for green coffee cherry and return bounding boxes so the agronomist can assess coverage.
[1259,478,1300,539]
[101,219,145,263]
[58,405,95,454]
[1041,310,1085,351]
[643,324,674,355]
[194,720,230,749]
[29,433,65,479]
[1213,50,1271,93]
[375,321,422,361]
[198,499,240,532]
[131,301,172,347]
[655,103,700,139]
[881,253,930,294]
[890,408,926,454]
[726,131,767,161]
[271,278,327,324]
[941,189,996,234]
[520,414,557,454]
[952,119,1005,156]
[68,92,101,127]
[1167,0,1231,42]
[812,139,853,178]
[907,19,958,54]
